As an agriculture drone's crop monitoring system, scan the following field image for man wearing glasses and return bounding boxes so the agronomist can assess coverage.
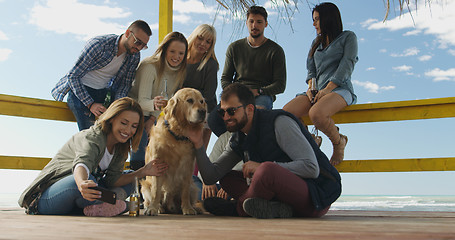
[51,20,152,130]
[186,83,341,219]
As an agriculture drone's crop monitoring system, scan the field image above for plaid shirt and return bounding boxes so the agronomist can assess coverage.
[51,34,140,107]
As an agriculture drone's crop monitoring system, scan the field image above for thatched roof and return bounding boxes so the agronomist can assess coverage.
[215,0,423,22]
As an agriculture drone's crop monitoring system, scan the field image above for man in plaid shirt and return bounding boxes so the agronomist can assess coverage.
[51,20,151,130]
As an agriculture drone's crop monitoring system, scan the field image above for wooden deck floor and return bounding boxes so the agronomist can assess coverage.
[2,207,455,239]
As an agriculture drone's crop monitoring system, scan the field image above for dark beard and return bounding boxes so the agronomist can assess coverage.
[124,41,134,55]
[250,30,262,39]
[225,111,248,132]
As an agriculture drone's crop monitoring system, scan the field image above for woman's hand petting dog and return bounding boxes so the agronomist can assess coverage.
[142,159,168,177]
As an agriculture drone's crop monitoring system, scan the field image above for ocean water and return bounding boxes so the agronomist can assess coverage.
[331,195,455,212]
[2,193,455,211]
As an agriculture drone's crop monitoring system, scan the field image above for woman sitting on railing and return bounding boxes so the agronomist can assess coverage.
[18,97,168,216]
[283,2,358,166]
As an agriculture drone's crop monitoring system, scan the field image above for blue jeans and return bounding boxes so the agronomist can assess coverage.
[130,128,149,170]
[207,95,273,137]
[67,87,110,131]
[130,116,151,170]
[37,174,132,215]
[193,176,203,201]
[254,95,273,109]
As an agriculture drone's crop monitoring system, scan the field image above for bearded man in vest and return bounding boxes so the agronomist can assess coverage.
[186,83,341,219]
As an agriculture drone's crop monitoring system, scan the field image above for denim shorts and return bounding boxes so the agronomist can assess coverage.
[298,88,354,106]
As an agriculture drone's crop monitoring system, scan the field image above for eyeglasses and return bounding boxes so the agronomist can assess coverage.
[130,32,148,50]
[217,105,244,117]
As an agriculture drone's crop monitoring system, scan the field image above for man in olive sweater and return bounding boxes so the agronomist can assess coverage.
[209,5,287,136]
[222,5,286,109]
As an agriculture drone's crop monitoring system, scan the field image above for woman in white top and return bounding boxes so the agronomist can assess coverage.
[129,32,188,169]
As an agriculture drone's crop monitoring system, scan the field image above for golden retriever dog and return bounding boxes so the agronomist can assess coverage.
[141,88,207,216]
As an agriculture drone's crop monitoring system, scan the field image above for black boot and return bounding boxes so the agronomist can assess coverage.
[203,197,238,216]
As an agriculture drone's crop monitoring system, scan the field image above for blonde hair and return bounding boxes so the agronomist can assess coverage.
[187,24,219,71]
[96,97,144,158]
[143,31,188,93]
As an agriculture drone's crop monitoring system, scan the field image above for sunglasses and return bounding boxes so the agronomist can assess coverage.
[217,105,244,117]
[130,32,148,50]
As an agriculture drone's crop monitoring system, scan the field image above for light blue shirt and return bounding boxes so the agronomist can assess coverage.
[307,31,358,104]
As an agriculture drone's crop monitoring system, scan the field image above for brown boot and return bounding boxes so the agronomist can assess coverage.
[330,134,348,166]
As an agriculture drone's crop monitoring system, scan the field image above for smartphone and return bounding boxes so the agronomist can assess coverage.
[89,186,117,204]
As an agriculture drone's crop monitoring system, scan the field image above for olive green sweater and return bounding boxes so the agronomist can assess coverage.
[221,38,286,99]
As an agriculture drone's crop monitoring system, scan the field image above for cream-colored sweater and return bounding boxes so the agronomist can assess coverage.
[129,59,181,118]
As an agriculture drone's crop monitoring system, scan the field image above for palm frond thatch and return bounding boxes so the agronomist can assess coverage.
[213,0,425,23]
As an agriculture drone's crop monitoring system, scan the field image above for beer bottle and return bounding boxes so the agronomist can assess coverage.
[129,177,140,217]
[103,90,111,108]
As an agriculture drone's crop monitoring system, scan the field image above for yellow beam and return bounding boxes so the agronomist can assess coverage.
[159,0,173,42]
[0,94,75,122]
[0,155,130,170]
[1,155,453,173]
[3,93,454,125]
[336,157,455,173]
[302,96,455,125]
[0,156,51,170]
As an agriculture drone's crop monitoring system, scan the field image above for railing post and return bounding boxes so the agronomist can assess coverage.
[159,0,173,43]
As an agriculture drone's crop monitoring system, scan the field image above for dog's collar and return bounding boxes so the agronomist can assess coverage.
[164,120,191,142]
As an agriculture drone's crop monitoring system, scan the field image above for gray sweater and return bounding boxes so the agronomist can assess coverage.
[183,58,218,112]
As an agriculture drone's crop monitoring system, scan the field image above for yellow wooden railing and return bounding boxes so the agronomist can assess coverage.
[1,93,454,172]
[159,0,173,42]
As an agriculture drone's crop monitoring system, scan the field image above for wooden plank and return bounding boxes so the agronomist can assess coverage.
[302,96,455,125]
[159,0,173,42]
[336,157,455,172]
[0,94,75,122]
[1,208,455,239]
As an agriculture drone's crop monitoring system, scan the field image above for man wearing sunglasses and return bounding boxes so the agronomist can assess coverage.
[52,20,151,131]
[187,83,341,219]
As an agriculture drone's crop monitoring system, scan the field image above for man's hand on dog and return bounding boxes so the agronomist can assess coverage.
[186,127,204,149]
[142,159,168,177]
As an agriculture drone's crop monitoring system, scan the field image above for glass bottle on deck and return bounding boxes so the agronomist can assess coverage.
[129,177,140,217]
